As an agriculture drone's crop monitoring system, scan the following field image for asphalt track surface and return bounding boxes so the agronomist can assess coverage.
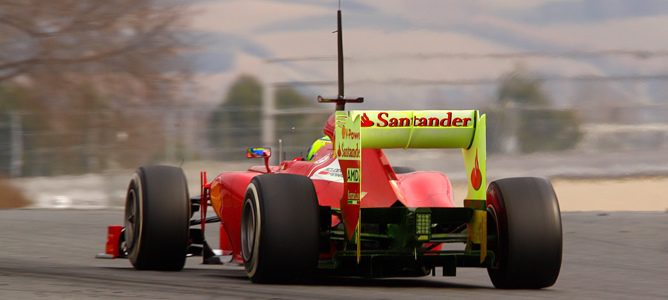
[1,209,667,299]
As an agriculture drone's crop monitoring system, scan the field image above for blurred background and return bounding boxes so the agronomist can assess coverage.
[1,0,666,210]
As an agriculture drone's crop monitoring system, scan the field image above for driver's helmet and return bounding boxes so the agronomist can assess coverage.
[306,136,331,161]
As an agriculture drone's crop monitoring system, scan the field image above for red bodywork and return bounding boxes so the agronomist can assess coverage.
[208,116,454,258]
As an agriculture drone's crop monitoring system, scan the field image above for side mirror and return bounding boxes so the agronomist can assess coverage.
[246,147,272,159]
[247,147,273,173]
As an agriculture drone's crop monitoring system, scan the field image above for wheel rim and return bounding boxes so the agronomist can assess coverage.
[119,229,129,258]
[124,188,139,251]
[241,199,256,262]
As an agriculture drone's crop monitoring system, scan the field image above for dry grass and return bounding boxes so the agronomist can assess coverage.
[0,178,30,209]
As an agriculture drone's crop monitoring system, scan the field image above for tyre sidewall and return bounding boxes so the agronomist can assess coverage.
[126,173,145,267]
[243,183,262,278]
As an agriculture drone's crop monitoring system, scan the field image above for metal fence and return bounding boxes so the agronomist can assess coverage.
[2,101,668,178]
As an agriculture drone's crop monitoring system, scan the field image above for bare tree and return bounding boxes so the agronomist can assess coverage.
[0,0,190,103]
[0,0,194,175]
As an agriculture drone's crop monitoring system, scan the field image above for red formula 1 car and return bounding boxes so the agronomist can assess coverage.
[100,10,562,289]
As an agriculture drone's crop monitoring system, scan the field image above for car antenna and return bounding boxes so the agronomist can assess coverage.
[317,2,364,111]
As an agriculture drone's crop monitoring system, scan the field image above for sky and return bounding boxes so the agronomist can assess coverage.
[181,0,668,108]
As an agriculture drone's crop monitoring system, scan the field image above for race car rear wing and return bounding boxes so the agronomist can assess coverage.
[335,109,487,201]
[334,109,488,261]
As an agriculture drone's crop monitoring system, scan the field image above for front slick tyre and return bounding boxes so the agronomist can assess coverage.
[486,177,562,289]
[242,174,320,283]
[125,165,190,271]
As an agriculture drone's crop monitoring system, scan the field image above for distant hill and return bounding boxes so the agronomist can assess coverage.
[183,0,668,107]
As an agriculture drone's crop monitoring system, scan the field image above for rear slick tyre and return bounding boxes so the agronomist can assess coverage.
[486,177,562,289]
[124,165,190,271]
[241,174,320,283]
